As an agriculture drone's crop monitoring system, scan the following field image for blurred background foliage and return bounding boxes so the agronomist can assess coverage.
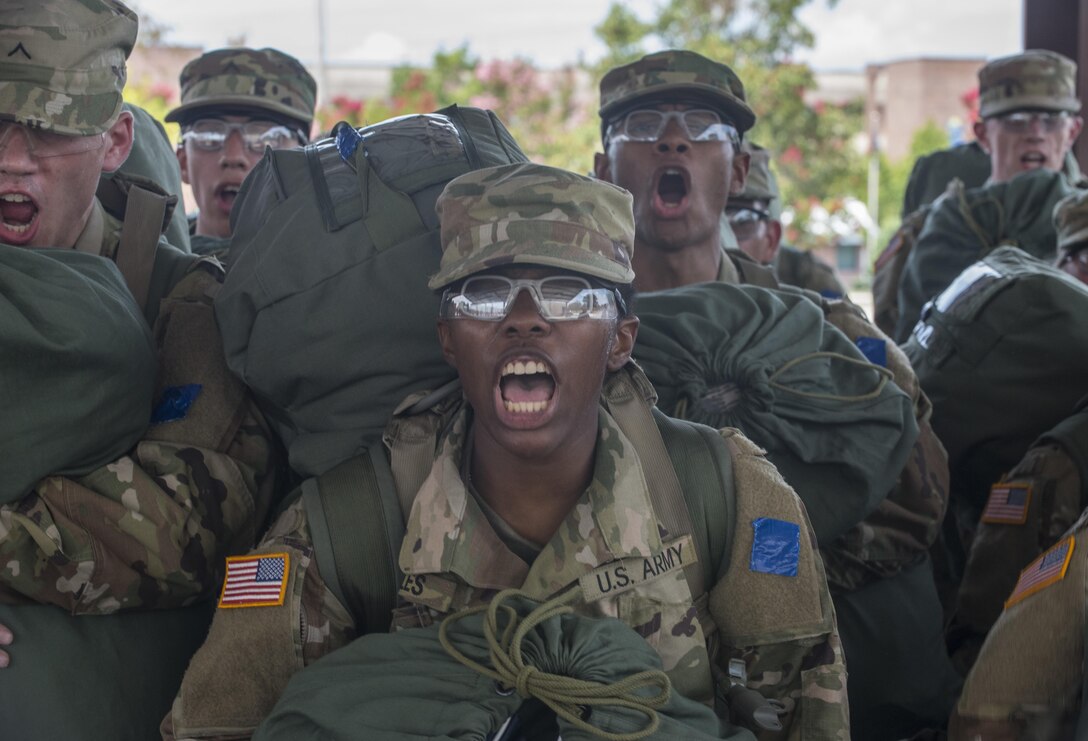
[125,0,957,258]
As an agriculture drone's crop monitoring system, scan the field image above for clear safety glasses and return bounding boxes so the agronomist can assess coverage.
[0,122,106,159]
[608,109,739,147]
[994,110,1071,134]
[439,275,625,322]
[726,206,771,241]
[180,119,303,153]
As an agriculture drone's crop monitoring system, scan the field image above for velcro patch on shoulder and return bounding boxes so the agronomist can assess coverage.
[150,384,202,424]
[218,553,290,608]
[749,518,800,577]
[854,336,888,367]
[1005,536,1075,609]
[981,481,1032,525]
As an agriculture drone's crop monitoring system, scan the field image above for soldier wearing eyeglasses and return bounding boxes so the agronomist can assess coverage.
[592,50,767,293]
[726,141,847,299]
[166,47,316,258]
[0,2,282,738]
[894,50,1085,342]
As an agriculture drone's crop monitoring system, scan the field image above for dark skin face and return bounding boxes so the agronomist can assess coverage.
[594,101,749,291]
[728,197,782,266]
[437,265,639,545]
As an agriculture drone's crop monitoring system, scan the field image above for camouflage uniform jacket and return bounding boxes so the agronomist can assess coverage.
[165,406,848,740]
[949,507,1088,740]
[950,402,1088,670]
[0,201,280,613]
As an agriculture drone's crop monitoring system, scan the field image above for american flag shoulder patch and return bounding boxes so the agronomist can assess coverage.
[1005,536,1075,609]
[218,552,290,609]
[981,481,1032,525]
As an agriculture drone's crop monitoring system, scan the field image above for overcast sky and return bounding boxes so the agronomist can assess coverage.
[131,0,1022,71]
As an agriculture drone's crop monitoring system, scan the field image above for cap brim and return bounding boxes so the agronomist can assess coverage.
[165,95,311,127]
[981,96,1082,118]
[0,87,123,136]
[1059,224,1088,252]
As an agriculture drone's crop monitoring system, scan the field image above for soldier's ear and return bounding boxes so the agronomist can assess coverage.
[973,120,991,154]
[178,144,191,185]
[437,320,458,369]
[593,151,613,182]
[729,149,750,195]
[101,111,134,174]
[606,315,639,371]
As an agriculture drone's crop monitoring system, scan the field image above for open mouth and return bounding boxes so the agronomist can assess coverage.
[214,183,241,212]
[652,167,690,217]
[0,192,39,241]
[658,168,688,205]
[499,358,556,414]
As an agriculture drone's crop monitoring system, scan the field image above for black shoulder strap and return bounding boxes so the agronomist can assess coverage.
[302,447,405,634]
[651,409,734,590]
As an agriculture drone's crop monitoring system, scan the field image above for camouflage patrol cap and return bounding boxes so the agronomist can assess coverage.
[165,47,317,128]
[732,141,782,219]
[1054,189,1088,254]
[0,0,137,136]
[598,49,756,134]
[429,163,635,290]
[978,49,1081,119]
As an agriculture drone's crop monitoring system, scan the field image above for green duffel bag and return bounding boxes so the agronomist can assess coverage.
[903,246,1088,526]
[0,246,155,503]
[218,106,528,478]
[632,282,918,544]
[0,601,214,741]
[254,591,749,741]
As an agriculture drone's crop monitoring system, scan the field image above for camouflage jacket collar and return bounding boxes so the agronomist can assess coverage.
[73,199,109,257]
[398,406,664,597]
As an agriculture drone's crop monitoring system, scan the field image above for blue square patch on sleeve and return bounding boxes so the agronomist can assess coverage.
[855,336,888,368]
[150,384,203,425]
[750,518,800,577]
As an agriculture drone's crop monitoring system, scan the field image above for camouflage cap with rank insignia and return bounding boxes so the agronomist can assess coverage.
[978,49,1081,119]
[165,47,317,129]
[1053,188,1088,254]
[733,141,782,219]
[0,0,137,136]
[429,163,635,290]
[598,49,756,134]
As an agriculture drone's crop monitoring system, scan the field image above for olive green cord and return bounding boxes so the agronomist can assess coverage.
[439,587,672,740]
[955,182,1003,250]
[767,351,894,402]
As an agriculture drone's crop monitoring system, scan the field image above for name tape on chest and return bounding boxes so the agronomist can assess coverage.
[1005,536,1075,609]
[981,481,1032,525]
[218,552,289,609]
[579,535,697,602]
[398,571,459,612]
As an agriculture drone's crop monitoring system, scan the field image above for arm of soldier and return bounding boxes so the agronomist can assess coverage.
[0,437,266,613]
[711,430,849,741]
[950,420,1085,663]
[162,497,356,741]
[0,264,281,613]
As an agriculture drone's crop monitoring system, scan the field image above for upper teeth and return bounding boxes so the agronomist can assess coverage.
[503,360,548,377]
[0,194,29,203]
[664,168,681,176]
